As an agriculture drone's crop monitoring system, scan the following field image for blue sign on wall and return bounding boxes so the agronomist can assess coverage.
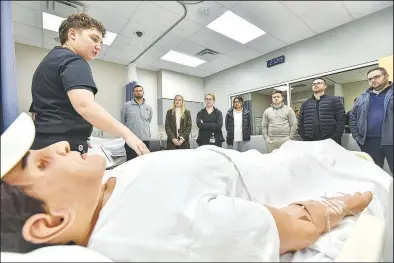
[267,55,285,68]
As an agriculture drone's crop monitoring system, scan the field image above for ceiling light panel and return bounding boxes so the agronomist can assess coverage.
[206,10,266,44]
[160,50,206,67]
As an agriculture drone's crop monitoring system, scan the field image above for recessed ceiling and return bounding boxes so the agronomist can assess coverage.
[11,1,393,78]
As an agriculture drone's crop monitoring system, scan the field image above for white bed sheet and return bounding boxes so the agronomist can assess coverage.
[89,136,125,157]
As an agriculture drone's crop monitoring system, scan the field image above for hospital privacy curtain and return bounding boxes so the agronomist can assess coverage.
[1,0,19,134]
[126,81,138,102]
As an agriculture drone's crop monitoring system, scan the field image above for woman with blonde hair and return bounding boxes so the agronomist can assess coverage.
[165,95,192,149]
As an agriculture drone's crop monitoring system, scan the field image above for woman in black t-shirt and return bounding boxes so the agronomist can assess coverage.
[196,93,224,147]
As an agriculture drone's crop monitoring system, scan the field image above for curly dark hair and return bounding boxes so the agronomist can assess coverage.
[58,13,106,45]
[0,181,76,252]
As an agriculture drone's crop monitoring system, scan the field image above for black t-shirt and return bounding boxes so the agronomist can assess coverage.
[28,103,35,113]
[31,46,97,140]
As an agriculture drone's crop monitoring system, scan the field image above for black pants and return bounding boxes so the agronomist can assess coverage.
[124,141,150,161]
[31,135,88,154]
[358,138,393,174]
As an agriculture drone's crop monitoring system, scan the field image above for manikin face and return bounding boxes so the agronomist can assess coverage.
[174,96,183,108]
[67,27,103,61]
[3,141,106,246]
[367,70,389,91]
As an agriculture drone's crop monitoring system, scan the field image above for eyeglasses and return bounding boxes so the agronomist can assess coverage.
[233,101,240,104]
[205,98,213,101]
[367,75,383,82]
[312,82,325,86]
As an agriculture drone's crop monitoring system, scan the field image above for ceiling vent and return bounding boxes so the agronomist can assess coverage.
[45,1,85,16]
[196,48,220,57]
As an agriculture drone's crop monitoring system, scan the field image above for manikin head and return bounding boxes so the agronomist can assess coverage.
[1,114,107,252]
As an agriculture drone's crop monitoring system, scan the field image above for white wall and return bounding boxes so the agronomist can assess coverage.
[14,43,128,120]
[160,69,204,102]
[203,7,393,124]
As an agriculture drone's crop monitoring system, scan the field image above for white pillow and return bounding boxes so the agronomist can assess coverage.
[1,245,113,262]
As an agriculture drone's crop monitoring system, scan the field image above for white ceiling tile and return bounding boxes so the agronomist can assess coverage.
[13,22,43,41]
[81,1,142,19]
[132,1,181,32]
[280,1,332,17]
[342,1,393,20]
[182,1,228,26]
[231,1,299,32]
[185,68,212,78]
[196,60,228,73]
[188,27,242,54]
[169,18,204,39]
[153,59,198,74]
[136,45,170,65]
[96,45,110,60]
[86,6,129,33]
[300,1,353,34]
[245,33,287,55]
[216,1,242,9]
[12,1,41,10]
[104,46,138,63]
[14,36,43,48]
[12,3,42,28]
[173,41,207,56]
[121,19,164,43]
[225,46,262,63]
[268,17,316,45]
[210,54,239,69]
[150,1,185,16]
[155,33,185,49]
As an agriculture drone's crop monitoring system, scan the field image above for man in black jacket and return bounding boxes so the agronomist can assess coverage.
[298,78,345,144]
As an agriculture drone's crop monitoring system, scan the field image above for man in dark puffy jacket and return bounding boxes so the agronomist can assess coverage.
[298,78,345,144]
[225,96,251,152]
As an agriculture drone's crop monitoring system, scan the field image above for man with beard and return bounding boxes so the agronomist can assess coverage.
[121,85,153,161]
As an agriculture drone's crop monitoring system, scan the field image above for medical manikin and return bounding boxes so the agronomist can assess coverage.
[1,113,391,262]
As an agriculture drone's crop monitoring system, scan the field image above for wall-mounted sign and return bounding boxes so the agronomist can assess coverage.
[267,55,285,68]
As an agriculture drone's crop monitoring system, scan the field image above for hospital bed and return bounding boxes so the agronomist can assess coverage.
[1,151,389,262]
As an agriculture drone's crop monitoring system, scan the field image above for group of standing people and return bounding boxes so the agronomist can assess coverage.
[23,11,392,174]
[169,66,392,176]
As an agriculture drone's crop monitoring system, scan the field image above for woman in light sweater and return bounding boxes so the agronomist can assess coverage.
[165,95,192,150]
[262,90,297,153]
